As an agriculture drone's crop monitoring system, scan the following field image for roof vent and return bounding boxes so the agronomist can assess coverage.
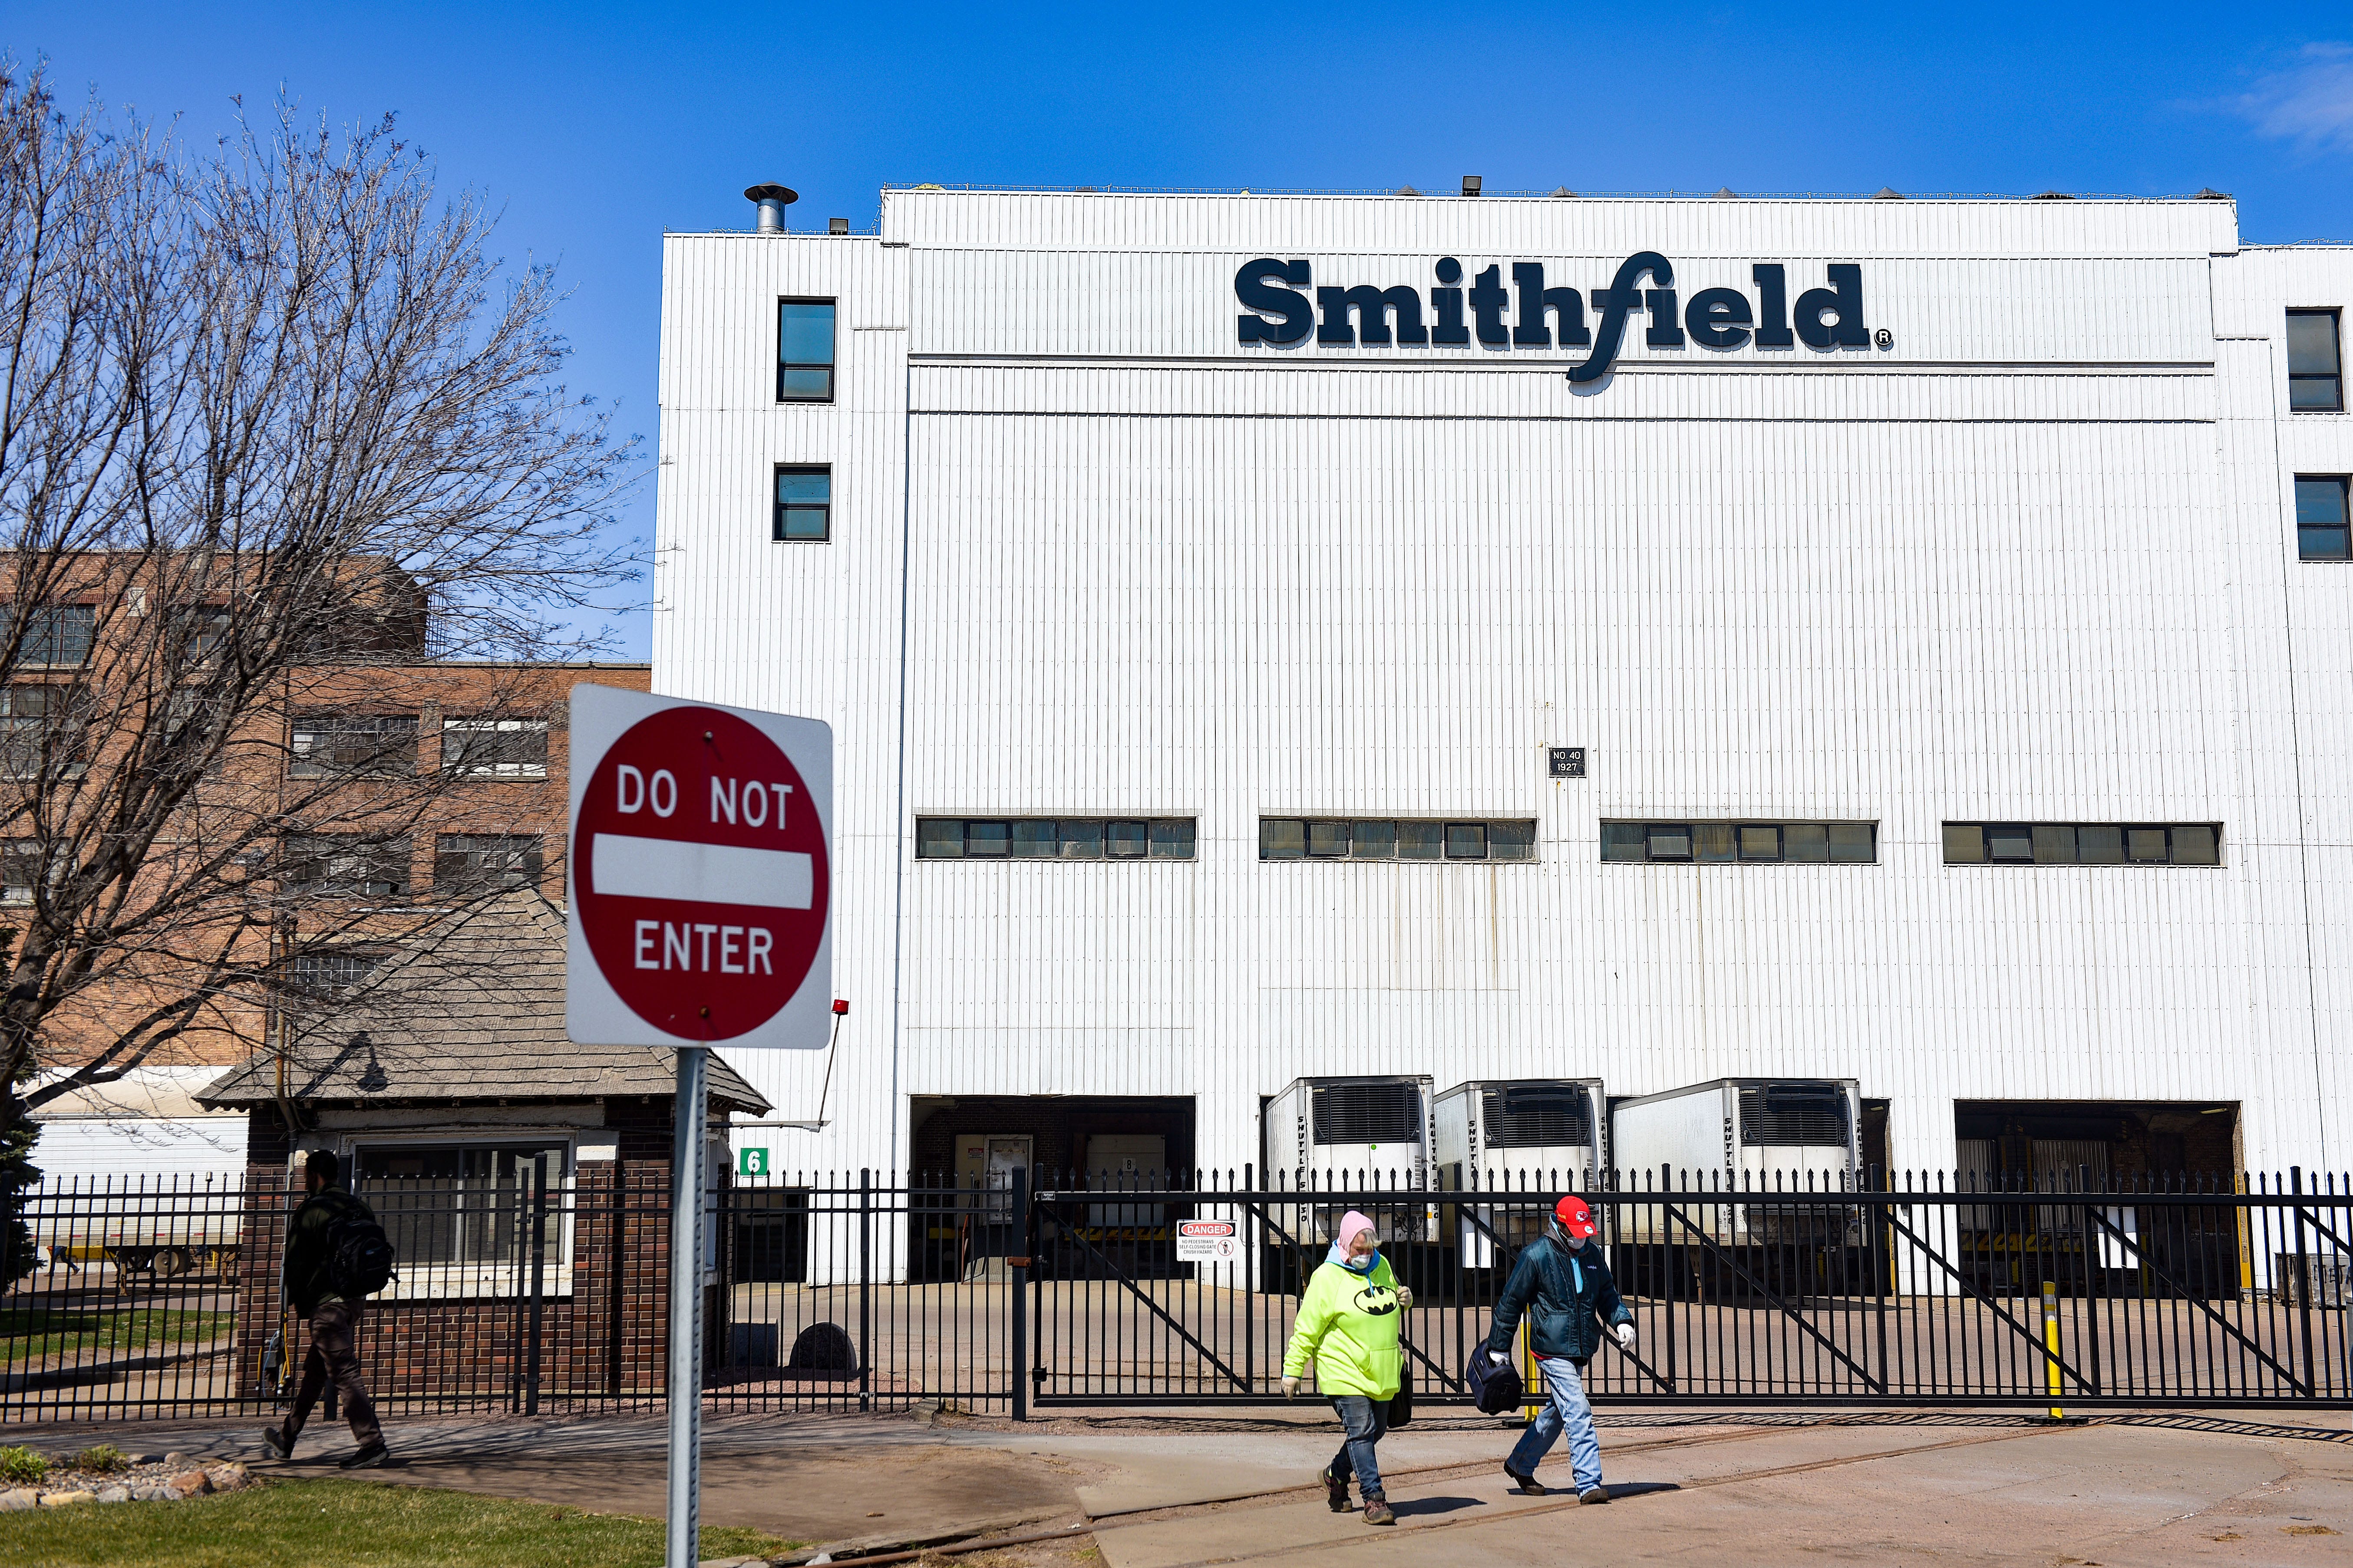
[1874,186,1904,200]
[1460,174,1482,197]
[2196,187,2231,200]
[2033,189,2073,200]
[744,183,798,234]
[828,217,849,235]
[1715,186,1738,198]
[1553,186,1574,198]
[1396,184,1420,196]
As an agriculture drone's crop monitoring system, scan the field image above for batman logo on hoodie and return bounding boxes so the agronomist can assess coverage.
[1353,1285,1399,1317]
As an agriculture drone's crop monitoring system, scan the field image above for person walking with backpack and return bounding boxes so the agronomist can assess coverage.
[1281,1211,1412,1526]
[1487,1195,1634,1504]
[260,1150,390,1468]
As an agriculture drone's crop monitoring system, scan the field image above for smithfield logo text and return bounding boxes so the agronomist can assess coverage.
[1234,253,1869,382]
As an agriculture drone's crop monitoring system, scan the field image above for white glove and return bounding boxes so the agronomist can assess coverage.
[1614,1322,1637,1350]
[1281,1375,1301,1398]
[1395,1285,1414,1311]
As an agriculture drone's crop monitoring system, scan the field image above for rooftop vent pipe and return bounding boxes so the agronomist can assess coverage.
[745,183,799,234]
[1461,175,1482,197]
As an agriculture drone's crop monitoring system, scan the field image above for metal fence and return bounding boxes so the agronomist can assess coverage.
[6,1165,2349,1423]
[1023,1167,2353,1411]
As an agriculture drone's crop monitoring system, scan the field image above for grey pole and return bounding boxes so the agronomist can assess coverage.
[666,1046,709,1568]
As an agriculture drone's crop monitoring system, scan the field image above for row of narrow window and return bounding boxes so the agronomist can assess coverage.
[2,833,542,905]
[913,818,2224,867]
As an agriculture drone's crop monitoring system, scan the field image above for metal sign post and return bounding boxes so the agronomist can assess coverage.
[563,684,835,1568]
[666,1046,707,1568]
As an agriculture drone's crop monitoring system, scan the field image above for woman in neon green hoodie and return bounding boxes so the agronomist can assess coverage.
[1281,1210,1413,1525]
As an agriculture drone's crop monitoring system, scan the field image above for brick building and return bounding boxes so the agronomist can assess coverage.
[19,558,651,1179]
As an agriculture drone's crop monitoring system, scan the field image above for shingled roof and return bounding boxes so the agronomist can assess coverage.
[198,888,769,1114]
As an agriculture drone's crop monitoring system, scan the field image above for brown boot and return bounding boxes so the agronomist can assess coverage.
[1322,1467,1349,1512]
[1362,1494,1396,1525]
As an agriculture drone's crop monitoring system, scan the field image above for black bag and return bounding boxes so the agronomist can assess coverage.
[1465,1344,1524,1415]
[1386,1359,1413,1428]
[323,1200,396,1300]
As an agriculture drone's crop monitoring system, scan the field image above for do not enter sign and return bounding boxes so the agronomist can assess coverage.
[565,685,833,1049]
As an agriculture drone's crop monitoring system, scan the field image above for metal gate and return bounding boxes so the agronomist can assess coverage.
[1022,1169,2353,1412]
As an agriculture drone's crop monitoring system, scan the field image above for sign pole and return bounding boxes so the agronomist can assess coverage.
[666,1044,708,1568]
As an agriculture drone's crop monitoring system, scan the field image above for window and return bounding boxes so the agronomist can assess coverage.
[290,713,418,777]
[174,606,231,663]
[288,946,388,994]
[2288,309,2343,412]
[0,606,95,667]
[434,833,544,894]
[917,817,1196,860]
[0,840,42,906]
[1942,822,2220,866]
[441,718,549,778]
[777,300,836,402]
[2297,477,2351,561]
[353,1142,568,1273]
[1602,820,1876,864]
[1259,818,1537,862]
[0,684,89,779]
[774,466,832,541]
[284,834,414,897]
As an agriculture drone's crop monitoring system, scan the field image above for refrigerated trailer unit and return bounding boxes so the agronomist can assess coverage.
[1608,1079,1869,1298]
[1434,1079,1606,1266]
[1261,1075,1434,1247]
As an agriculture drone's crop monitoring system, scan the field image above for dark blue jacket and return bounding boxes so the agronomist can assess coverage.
[1485,1235,1632,1363]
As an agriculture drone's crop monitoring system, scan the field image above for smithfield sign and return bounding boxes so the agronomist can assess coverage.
[1234,253,1876,382]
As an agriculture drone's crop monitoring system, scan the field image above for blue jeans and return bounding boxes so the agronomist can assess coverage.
[1328,1394,1388,1498]
[1507,1355,1601,1491]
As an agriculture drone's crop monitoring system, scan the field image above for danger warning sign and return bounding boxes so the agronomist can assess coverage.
[565,685,833,1049]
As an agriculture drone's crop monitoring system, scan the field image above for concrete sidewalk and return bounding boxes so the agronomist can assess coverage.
[1082,1413,2353,1568]
[12,1407,2349,1564]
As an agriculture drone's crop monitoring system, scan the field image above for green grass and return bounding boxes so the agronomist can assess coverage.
[0,1307,235,1366]
[0,1478,805,1568]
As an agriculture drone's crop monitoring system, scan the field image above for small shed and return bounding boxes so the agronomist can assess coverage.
[200,887,770,1400]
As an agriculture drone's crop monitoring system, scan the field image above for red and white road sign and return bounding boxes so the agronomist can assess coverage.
[565,685,833,1048]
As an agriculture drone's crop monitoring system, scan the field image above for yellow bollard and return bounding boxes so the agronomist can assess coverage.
[2041,1281,2063,1421]
[1520,1320,1542,1423]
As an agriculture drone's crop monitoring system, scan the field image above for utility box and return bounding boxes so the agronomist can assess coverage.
[1434,1079,1607,1266]
[1261,1075,1434,1245]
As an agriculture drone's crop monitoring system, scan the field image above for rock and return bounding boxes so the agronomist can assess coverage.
[0,1489,36,1512]
[204,1463,249,1491]
[162,1451,191,1472]
[97,1486,130,1504]
[165,1470,212,1498]
[131,1485,176,1502]
[39,1490,97,1507]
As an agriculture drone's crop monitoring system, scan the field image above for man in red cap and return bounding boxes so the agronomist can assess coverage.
[1485,1193,1634,1503]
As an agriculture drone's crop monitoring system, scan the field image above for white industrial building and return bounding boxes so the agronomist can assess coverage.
[651,184,2352,1219]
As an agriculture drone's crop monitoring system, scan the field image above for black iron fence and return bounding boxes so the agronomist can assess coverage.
[5,1165,2348,1423]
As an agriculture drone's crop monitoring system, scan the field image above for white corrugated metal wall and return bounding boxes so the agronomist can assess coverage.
[652,192,2352,1190]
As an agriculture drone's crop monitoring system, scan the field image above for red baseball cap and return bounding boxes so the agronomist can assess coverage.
[1554,1195,1598,1239]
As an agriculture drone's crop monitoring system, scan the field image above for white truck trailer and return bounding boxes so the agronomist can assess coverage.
[1433,1079,1606,1267]
[1261,1075,1433,1248]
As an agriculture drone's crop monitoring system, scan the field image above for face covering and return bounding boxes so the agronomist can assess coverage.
[1327,1213,1374,1278]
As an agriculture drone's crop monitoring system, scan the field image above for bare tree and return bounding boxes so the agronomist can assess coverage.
[0,57,636,1178]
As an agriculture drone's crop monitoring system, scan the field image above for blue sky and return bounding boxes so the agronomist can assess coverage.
[13,3,2353,656]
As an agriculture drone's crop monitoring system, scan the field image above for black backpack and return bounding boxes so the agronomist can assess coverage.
[322,1198,396,1299]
